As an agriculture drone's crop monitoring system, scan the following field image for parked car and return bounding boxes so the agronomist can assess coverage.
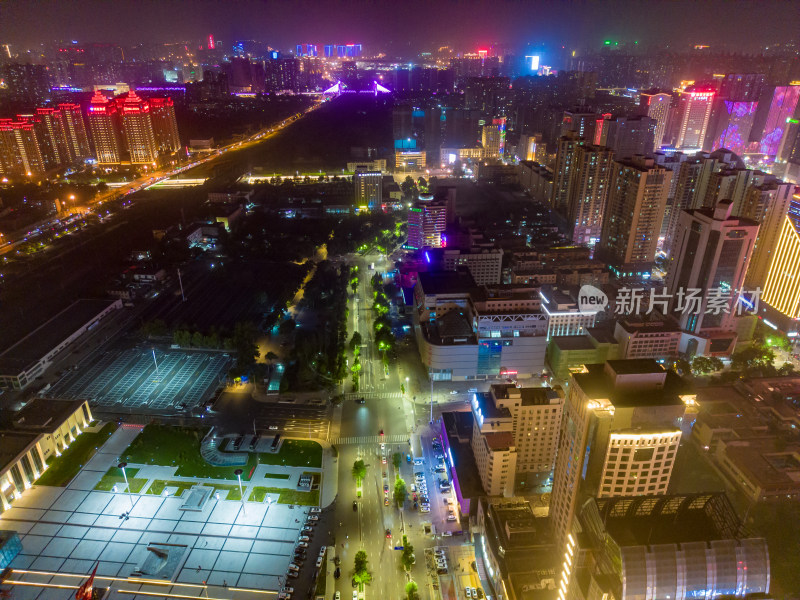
[307,515,319,521]
[335,593,341,600]
[299,535,310,542]
[353,501,358,511]
[297,542,308,548]
[309,507,322,514]
[288,563,300,572]
[287,571,299,579]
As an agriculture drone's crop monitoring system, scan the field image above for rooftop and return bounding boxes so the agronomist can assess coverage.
[472,392,513,421]
[0,299,117,374]
[417,269,478,296]
[5,398,87,432]
[572,362,686,408]
[0,430,40,470]
[591,493,746,546]
[551,335,595,351]
[483,431,515,451]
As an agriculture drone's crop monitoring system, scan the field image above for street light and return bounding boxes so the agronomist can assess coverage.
[118,462,133,508]
[234,468,246,515]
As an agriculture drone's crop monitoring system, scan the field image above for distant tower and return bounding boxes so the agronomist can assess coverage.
[675,87,715,151]
[639,90,672,151]
[148,97,181,153]
[58,103,92,161]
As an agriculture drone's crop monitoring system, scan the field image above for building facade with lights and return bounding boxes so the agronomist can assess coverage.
[0,399,93,512]
[674,87,715,151]
[639,89,672,151]
[87,91,123,165]
[550,359,691,551]
[760,197,800,334]
[565,493,769,600]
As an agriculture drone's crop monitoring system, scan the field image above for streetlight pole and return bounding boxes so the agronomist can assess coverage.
[234,468,246,515]
[430,376,434,425]
[118,462,133,508]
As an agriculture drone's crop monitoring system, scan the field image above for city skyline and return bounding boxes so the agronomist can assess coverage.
[1,0,799,55]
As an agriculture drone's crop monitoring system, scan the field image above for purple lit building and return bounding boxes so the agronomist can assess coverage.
[705,99,758,155]
[759,85,800,157]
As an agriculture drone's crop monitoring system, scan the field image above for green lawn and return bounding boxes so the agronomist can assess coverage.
[264,473,291,480]
[249,486,319,506]
[145,479,241,500]
[315,555,328,596]
[119,425,322,481]
[94,467,148,493]
[35,423,117,487]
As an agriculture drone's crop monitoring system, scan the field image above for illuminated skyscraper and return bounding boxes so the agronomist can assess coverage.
[481,117,506,158]
[599,155,672,277]
[148,97,181,154]
[353,170,383,210]
[550,359,688,550]
[760,194,800,330]
[675,87,715,151]
[407,195,448,249]
[32,108,69,168]
[639,89,672,151]
[117,91,157,164]
[666,200,759,338]
[758,85,800,158]
[58,103,92,162]
[551,131,583,215]
[0,119,46,178]
[705,100,758,155]
[743,181,795,291]
[87,91,122,165]
[566,144,613,245]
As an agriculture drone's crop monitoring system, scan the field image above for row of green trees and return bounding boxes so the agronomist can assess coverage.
[139,319,260,370]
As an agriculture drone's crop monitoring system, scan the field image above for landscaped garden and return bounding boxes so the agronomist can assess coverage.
[36,423,117,487]
[119,424,323,481]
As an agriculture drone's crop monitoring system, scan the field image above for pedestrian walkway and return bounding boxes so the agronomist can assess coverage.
[329,434,408,445]
[344,392,404,400]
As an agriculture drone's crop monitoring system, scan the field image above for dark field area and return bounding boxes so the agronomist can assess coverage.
[141,259,307,332]
[0,188,209,350]
[187,94,392,180]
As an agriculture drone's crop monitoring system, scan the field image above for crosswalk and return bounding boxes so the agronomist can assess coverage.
[329,434,409,445]
[345,392,404,400]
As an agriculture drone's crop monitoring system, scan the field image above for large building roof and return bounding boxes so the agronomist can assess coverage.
[417,269,477,295]
[572,361,687,408]
[0,299,117,374]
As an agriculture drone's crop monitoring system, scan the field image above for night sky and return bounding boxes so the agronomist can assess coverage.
[0,0,798,54]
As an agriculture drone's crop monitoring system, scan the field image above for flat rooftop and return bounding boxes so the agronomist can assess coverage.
[551,335,595,351]
[0,299,117,374]
[473,392,512,420]
[573,362,685,408]
[0,430,39,468]
[6,398,86,431]
[593,493,743,546]
[606,358,665,375]
[417,269,477,295]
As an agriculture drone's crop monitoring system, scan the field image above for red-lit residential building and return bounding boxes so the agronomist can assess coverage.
[148,97,181,154]
[87,91,122,165]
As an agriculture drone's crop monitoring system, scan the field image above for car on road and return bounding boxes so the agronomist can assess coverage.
[310,507,322,513]
[287,571,299,579]
[447,515,457,521]
[356,397,365,404]
[382,456,387,464]
[471,588,478,598]
[299,535,310,542]
[414,458,424,465]
[297,542,309,548]
[335,593,341,600]
[434,549,446,556]
[283,588,294,595]
[316,556,324,568]
[466,588,472,599]
[410,484,416,492]
[288,563,300,572]
[307,515,319,521]
[420,505,430,513]
[384,497,390,506]
[268,425,278,430]
[385,528,391,538]
[450,390,458,395]
[302,526,313,532]
[353,501,358,511]
[383,484,389,492]
[334,567,341,579]
[353,591,358,600]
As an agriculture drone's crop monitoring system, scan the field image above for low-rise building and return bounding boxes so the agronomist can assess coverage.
[0,398,93,511]
[0,299,122,390]
[539,287,597,338]
[545,327,620,380]
[613,315,681,360]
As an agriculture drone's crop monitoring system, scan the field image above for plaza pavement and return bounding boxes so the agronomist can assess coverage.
[0,425,333,599]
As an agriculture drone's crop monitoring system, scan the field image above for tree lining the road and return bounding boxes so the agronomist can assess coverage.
[393,476,407,506]
[352,459,366,483]
[352,550,372,585]
[392,452,402,470]
[405,581,420,600]
[400,535,415,572]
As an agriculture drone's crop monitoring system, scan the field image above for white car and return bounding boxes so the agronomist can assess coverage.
[309,507,322,514]
[307,515,319,521]
[335,593,341,600]
[466,589,472,599]
[353,592,358,600]
[316,556,324,568]
[447,515,457,521]
[283,587,294,594]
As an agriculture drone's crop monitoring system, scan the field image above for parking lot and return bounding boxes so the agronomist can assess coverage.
[0,426,328,599]
[44,347,231,411]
